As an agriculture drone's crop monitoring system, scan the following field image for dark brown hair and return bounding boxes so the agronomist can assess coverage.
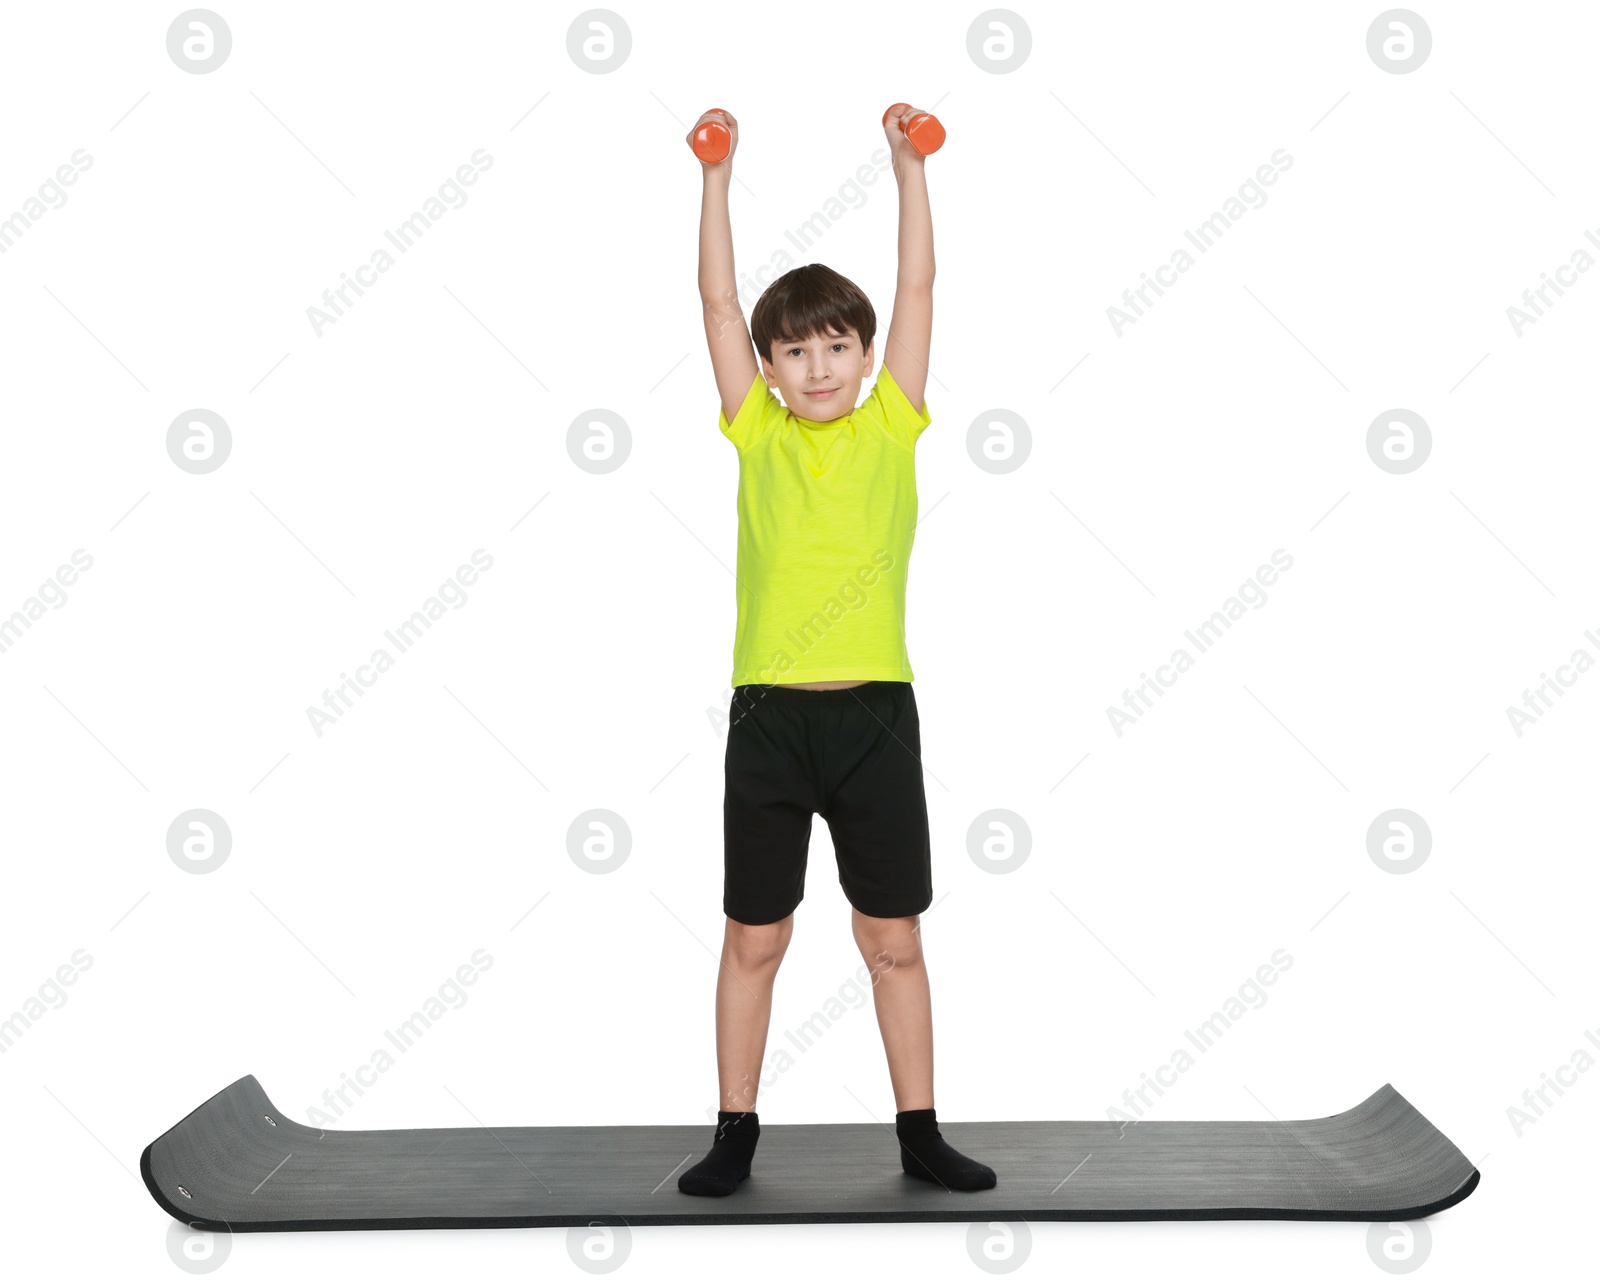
[749,263,876,366]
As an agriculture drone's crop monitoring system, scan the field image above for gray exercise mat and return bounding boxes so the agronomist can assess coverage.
[142,1075,1479,1231]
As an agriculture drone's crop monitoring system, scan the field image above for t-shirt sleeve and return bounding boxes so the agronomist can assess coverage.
[856,363,932,450]
[718,372,781,452]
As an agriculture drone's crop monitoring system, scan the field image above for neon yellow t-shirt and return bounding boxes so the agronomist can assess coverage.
[717,363,931,687]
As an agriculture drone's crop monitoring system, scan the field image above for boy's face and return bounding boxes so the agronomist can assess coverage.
[761,326,873,422]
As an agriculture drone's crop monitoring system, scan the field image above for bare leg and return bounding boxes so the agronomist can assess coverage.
[850,907,995,1189]
[851,908,933,1111]
[715,913,795,1111]
[680,915,794,1196]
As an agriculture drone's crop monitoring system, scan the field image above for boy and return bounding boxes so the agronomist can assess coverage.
[678,106,995,1197]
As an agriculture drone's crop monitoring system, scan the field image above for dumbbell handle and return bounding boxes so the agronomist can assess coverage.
[882,102,945,156]
[692,108,732,165]
[692,105,945,165]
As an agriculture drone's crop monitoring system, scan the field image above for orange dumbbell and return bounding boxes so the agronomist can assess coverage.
[691,108,732,164]
[883,102,945,155]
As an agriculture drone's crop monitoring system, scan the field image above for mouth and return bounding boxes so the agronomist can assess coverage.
[803,388,838,399]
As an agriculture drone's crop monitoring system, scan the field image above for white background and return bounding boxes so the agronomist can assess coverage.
[1,0,1594,1279]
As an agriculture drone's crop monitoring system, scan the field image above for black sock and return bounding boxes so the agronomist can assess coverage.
[678,1109,760,1197]
[895,1107,996,1191]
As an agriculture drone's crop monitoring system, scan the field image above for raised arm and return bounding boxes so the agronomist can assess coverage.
[689,110,759,425]
[882,105,934,416]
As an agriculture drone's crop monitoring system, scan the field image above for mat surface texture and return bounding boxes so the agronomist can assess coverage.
[142,1076,1479,1231]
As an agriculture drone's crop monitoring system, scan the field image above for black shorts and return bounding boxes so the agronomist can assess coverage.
[723,680,932,925]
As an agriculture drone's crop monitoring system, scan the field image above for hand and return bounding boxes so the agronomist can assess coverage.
[882,103,927,169]
[688,108,738,168]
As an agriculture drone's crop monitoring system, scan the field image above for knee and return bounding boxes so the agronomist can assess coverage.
[854,914,922,973]
[725,916,791,970]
